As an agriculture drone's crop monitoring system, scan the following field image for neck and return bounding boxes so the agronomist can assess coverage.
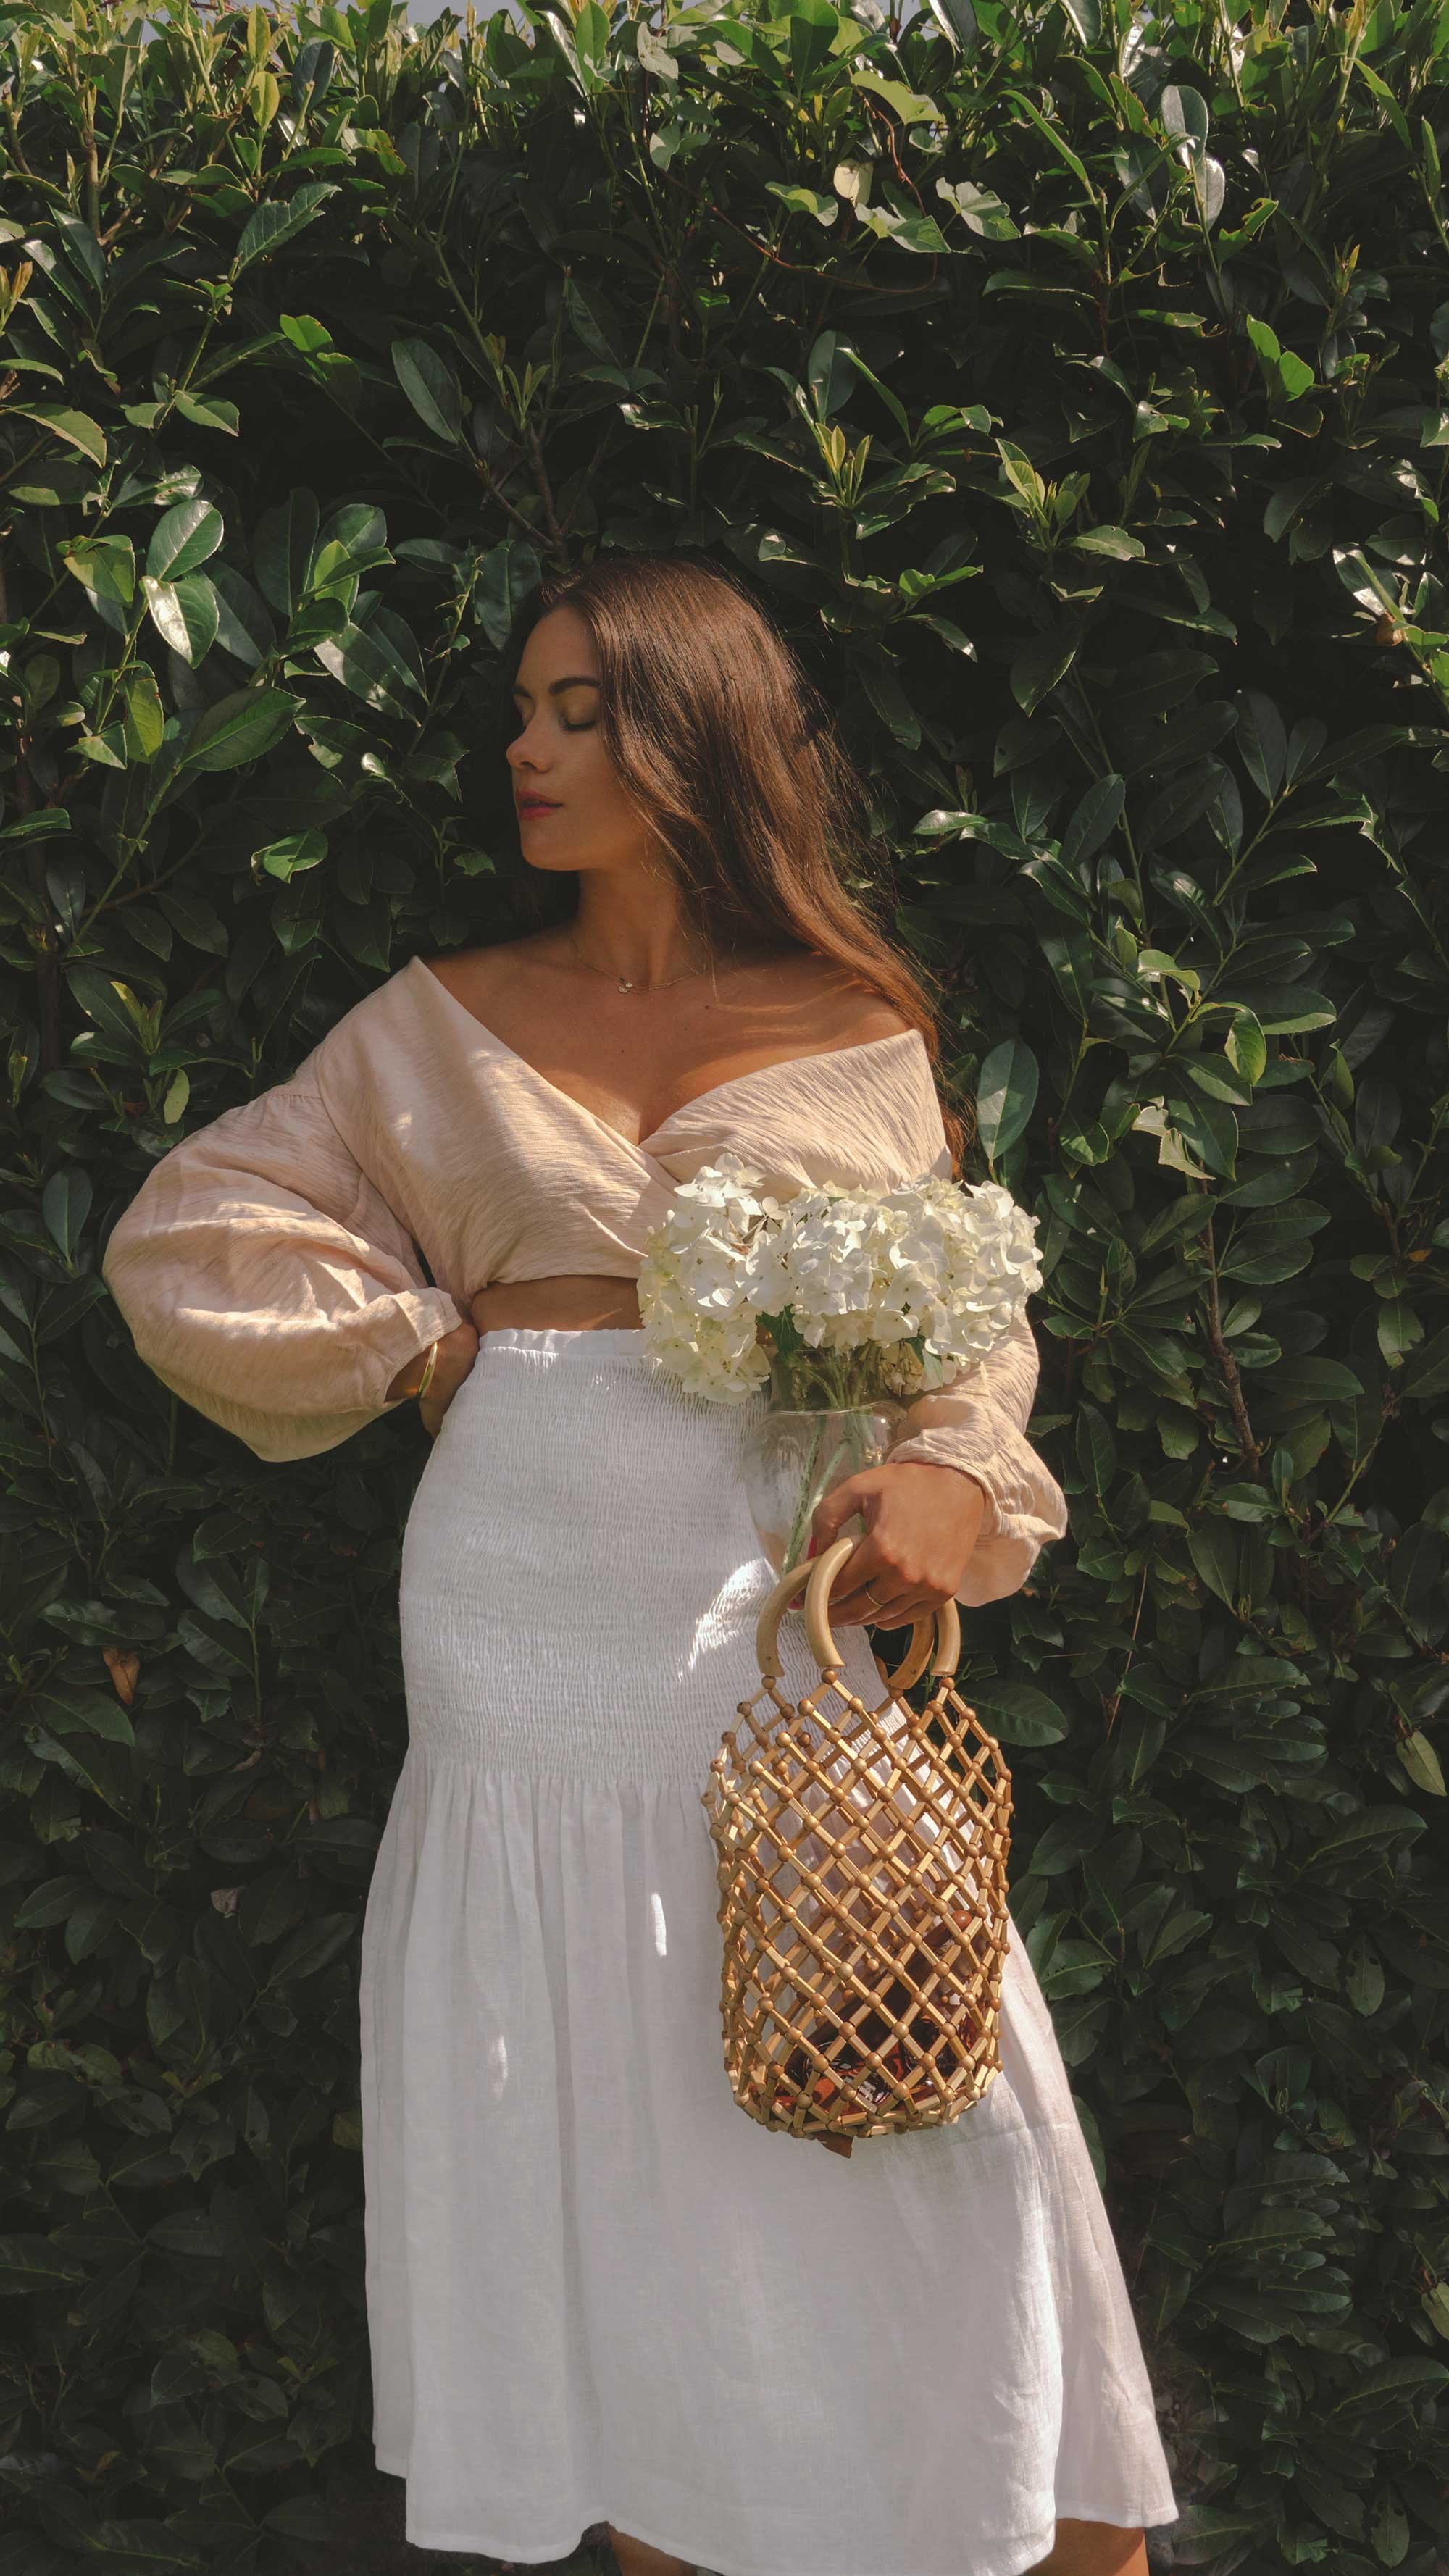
[569,875,713,987]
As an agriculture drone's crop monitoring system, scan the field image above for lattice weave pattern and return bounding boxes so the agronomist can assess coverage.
[703,1652,1011,2157]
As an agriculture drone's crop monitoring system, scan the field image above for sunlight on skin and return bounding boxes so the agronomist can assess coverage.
[1027,2522,1150,2576]
[606,2526,692,2576]
[604,2520,1151,2576]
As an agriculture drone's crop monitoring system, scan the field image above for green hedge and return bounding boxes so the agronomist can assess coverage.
[4,0,1449,2567]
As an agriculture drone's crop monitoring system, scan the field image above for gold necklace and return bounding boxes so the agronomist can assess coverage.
[567,932,715,995]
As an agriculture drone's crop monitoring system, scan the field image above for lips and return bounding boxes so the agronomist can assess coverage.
[518,798,559,816]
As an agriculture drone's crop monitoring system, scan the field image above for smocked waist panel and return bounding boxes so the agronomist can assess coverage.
[397,1329,888,1784]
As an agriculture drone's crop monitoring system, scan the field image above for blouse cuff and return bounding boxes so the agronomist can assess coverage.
[367,1292,469,1413]
[135,1286,467,1464]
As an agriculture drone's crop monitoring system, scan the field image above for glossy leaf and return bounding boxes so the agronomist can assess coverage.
[5,6,1449,2567]
[975,1038,1039,1160]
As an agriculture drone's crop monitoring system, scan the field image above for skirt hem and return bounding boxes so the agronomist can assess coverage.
[374,2453,1179,2576]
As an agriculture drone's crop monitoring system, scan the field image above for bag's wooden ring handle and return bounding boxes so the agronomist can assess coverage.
[876,1608,943,1697]
[753,1538,933,1691]
[804,1534,961,1681]
[753,1536,961,1684]
[755,1547,843,1682]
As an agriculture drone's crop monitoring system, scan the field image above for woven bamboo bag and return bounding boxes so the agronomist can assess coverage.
[701,1532,1013,2157]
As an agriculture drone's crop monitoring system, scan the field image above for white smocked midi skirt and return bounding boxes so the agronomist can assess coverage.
[360,1327,1179,2574]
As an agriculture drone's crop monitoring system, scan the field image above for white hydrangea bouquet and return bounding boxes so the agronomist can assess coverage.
[638,1154,1044,1577]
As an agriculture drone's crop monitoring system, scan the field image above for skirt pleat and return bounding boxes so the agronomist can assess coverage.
[359,1327,1178,2574]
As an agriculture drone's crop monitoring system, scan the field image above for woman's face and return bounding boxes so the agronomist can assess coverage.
[504,603,657,879]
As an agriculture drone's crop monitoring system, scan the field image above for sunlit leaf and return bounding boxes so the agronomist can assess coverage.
[976,1039,1039,1158]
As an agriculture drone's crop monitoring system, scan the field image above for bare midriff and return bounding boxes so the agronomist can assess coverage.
[468,1274,643,1337]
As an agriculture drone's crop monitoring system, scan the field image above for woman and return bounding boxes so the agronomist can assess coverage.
[102,554,1178,2576]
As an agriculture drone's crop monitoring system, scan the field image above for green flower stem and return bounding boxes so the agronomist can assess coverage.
[783,1417,851,1576]
[779,1406,899,1576]
[766,1342,903,1410]
[763,1334,916,1576]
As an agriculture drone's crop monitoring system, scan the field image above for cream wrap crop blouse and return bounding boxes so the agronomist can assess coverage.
[101,953,1069,1609]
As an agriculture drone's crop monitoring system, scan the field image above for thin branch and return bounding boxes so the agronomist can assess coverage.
[1203,1241,1261,1473]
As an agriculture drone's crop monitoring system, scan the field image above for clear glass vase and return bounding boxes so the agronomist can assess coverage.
[741,1347,906,1578]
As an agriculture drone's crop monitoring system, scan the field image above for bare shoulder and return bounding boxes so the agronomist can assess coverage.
[764,950,917,1048]
[418,937,554,1008]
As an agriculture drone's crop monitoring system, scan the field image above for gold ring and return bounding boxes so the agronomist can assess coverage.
[862,1582,887,1609]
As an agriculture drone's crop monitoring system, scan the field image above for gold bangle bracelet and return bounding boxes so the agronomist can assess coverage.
[414,1339,440,1403]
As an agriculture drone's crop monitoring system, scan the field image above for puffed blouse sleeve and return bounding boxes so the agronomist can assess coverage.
[888,1310,1070,1609]
[101,1057,467,1463]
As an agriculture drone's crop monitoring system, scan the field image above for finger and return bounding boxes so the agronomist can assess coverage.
[878,1597,950,1636]
[805,1497,877,1616]
[826,1543,903,1626]
[858,1603,914,1632]
[859,1589,935,1627]
[820,1557,880,1624]
[851,1576,918,1625]
[864,1596,940,1632]
[837,1568,948,1630]
[808,1474,879,1557]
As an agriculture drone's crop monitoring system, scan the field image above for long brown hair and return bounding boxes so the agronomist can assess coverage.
[493,551,971,1174]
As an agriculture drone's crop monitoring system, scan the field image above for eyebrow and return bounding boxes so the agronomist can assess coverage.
[509,674,600,701]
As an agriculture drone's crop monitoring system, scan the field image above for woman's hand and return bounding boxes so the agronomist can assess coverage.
[386,1320,480,1439]
[806,1462,988,1628]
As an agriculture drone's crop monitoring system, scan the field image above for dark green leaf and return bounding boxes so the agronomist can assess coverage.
[1058,774,1125,872]
[392,338,466,446]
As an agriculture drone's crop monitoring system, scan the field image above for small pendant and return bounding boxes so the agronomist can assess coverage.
[618,977,634,992]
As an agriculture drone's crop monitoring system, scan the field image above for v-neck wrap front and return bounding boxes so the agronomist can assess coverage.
[102,951,1068,1607]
